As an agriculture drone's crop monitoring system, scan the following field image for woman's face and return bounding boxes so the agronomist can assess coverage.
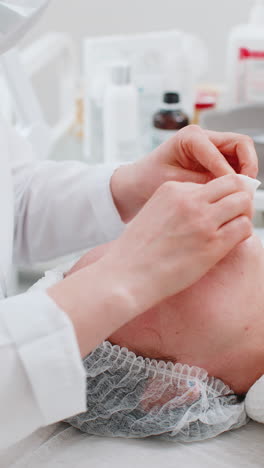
[68,234,264,395]
[110,234,264,394]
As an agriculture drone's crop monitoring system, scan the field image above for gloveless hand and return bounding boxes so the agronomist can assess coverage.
[50,174,253,357]
[102,174,253,313]
[111,126,258,222]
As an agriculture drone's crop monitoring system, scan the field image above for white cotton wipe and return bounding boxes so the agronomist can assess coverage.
[245,376,264,423]
[237,174,261,195]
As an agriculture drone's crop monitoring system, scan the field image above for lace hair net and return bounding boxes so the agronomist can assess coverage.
[66,341,248,443]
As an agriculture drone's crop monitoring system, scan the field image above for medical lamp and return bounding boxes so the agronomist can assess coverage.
[0,0,52,159]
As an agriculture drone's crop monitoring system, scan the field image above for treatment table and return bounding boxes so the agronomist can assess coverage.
[1,421,264,468]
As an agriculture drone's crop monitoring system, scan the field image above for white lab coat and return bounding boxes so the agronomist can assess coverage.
[0,115,124,450]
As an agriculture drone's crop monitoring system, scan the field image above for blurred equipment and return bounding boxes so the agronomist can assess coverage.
[0,0,49,55]
[192,91,217,125]
[226,0,264,107]
[152,92,189,150]
[1,33,78,159]
[21,33,78,148]
[103,63,140,163]
[83,30,208,163]
[0,0,51,158]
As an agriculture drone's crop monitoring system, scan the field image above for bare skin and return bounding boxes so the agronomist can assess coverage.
[49,176,253,358]
[111,127,258,223]
[67,233,264,395]
[48,126,258,359]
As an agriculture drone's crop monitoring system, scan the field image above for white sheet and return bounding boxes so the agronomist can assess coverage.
[1,422,264,468]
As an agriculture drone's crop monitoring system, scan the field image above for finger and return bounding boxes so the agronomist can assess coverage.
[235,137,259,178]
[217,216,253,253]
[214,192,253,227]
[188,130,236,177]
[164,166,212,184]
[206,130,259,178]
[202,174,247,203]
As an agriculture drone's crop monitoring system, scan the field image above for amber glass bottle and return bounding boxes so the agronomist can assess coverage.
[152,92,189,149]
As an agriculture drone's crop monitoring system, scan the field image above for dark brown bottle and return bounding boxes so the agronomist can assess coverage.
[152,92,189,149]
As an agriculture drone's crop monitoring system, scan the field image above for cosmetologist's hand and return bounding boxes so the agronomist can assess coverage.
[75,175,254,314]
[111,125,258,222]
[49,175,253,356]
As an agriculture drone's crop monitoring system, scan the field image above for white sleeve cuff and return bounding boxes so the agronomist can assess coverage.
[1,290,86,426]
[88,164,125,242]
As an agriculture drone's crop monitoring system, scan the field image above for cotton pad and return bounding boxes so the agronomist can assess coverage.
[237,174,261,195]
[245,376,264,423]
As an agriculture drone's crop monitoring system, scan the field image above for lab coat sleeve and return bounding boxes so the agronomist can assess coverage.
[10,127,125,265]
[0,289,87,451]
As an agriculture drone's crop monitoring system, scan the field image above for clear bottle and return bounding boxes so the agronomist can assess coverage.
[226,0,264,106]
[103,63,140,163]
[152,92,189,149]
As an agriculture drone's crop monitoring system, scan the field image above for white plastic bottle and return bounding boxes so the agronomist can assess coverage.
[227,0,264,106]
[103,63,140,163]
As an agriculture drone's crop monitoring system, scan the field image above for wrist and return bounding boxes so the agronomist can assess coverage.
[110,163,142,223]
[100,249,162,315]
[47,258,143,357]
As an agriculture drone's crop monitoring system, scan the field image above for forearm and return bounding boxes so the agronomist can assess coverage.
[47,258,141,357]
[13,161,124,265]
